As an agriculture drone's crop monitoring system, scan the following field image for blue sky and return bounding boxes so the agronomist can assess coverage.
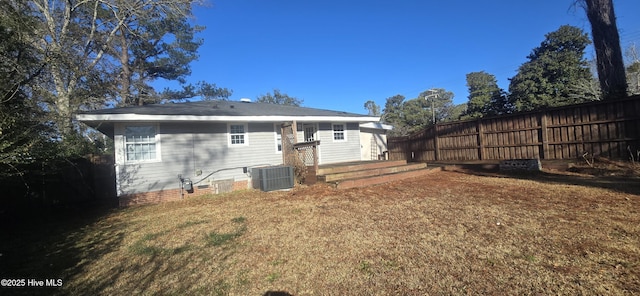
[162,0,640,115]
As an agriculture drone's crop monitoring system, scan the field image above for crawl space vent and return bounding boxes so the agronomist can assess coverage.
[252,166,294,191]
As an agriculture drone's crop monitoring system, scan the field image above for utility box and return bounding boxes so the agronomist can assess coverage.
[183,178,194,193]
[252,166,295,192]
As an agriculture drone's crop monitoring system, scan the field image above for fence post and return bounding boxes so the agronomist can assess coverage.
[404,138,410,161]
[313,143,319,173]
[540,112,549,159]
[477,119,485,160]
[433,124,440,161]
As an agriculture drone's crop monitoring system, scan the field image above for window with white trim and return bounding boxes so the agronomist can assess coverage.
[274,124,282,153]
[228,123,247,146]
[332,123,346,141]
[125,125,159,162]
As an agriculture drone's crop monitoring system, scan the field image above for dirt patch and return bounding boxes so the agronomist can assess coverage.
[566,156,640,178]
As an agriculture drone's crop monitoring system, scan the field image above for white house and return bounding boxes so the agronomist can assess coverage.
[77,100,385,206]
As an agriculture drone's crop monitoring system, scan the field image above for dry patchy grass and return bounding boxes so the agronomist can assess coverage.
[2,170,639,295]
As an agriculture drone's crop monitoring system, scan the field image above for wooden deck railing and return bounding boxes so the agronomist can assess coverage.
[293,140,320,172]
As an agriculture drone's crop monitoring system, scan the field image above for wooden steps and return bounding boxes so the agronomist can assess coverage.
[316,160,408,175]
[316,160,439,189]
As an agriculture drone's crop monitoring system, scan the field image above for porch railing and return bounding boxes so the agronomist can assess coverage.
[293,140,320,172]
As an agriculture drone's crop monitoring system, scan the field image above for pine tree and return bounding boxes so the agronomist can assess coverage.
[464,71,510,118]
[509,25,595,112]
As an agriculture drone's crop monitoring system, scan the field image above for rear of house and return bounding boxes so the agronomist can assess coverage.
[77,100,382,206]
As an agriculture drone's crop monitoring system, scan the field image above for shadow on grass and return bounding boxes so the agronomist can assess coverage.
[0,202,123,296]
[440,164,640,196]
[0,203,221,295]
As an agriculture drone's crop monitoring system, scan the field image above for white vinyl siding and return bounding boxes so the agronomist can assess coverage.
[114,122,284,196]
[317,122,360,164]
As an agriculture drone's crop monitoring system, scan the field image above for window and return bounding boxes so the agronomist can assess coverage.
[228,123,247,146]
[332,123,346,141]
[125,126,159,162]
[274,124,282,153]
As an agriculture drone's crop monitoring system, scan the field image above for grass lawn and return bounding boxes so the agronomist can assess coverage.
[1,168,639,295]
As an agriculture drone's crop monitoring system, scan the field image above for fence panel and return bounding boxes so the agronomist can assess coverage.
[436,121,479,160]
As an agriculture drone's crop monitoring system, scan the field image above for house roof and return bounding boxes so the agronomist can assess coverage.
[359,122,393,130]
[76,100,380,135]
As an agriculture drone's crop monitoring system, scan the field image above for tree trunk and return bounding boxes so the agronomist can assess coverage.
[584,0,627,99]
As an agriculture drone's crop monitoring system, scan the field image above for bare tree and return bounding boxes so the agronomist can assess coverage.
[626,43,640,95]
[256,89,303,106]
[364,100,380,116]
[580,0,628,99]
[29,0,200,134]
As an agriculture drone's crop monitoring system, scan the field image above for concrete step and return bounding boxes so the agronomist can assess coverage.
[319,162,427,182]
[316,160,407,175]
[332,167,441,189]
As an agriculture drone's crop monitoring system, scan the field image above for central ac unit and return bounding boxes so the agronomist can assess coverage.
[252,166,295,191]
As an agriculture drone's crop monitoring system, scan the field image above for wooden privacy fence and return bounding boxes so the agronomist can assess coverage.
[388,95,640,162]
[1,154,116,210]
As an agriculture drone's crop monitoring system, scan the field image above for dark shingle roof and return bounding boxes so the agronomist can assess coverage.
[77,100,379,136]
[81,100,368,117]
